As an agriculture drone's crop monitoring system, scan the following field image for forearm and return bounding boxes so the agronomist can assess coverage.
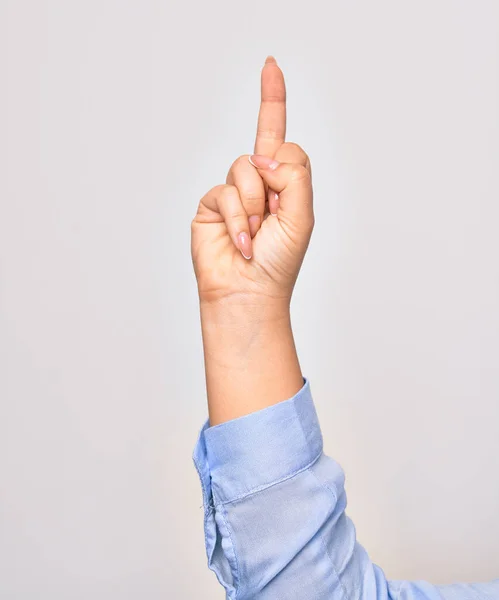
[200,299,304,426]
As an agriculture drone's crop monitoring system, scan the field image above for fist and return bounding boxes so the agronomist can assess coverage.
[191,58,314,309]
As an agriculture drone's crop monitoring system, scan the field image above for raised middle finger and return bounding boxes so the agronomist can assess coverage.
[254,56,286,158]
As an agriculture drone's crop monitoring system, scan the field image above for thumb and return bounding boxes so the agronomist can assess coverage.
[248,154,314,227]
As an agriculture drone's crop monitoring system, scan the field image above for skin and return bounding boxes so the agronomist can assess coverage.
[191,56,315,426]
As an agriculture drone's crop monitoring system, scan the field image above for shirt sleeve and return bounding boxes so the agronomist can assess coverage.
[192,377,499,600]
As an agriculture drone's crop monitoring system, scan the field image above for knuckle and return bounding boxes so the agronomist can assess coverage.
[281,142,309,165]
[218,184,239,211]
[290,163,311,183]
[232,155,250,170]
[219,183,237,199]
[228,208,247,221]
[241,190,265,207]
[204,183,228,200]
[256,126,280,140]
[262,94,285,104]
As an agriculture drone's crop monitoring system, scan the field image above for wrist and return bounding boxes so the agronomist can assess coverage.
[200,304,292,369]
[199,295,291,329]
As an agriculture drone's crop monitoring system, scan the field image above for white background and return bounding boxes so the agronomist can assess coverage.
[1,1,498,597]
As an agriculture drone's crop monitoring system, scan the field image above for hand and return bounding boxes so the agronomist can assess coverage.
[191,57,310,424]
[191,57,314,313]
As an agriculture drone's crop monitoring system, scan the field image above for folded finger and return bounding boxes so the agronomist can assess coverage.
[268,143,311,215]
[248,155,314,230]
[226,155,266,238]
[199,184,252,259]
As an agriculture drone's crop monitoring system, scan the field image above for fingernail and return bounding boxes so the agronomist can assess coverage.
[248,215,261,238]
[237,231,252,259]
[249,155,280,170]
[269,191,278,216]
[265,55,277,65]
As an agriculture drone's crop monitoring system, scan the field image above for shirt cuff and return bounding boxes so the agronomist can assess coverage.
[192,377,323,505]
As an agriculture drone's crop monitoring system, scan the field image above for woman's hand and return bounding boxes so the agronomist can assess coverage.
[191,57,312,425]
[191,57,314,315]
